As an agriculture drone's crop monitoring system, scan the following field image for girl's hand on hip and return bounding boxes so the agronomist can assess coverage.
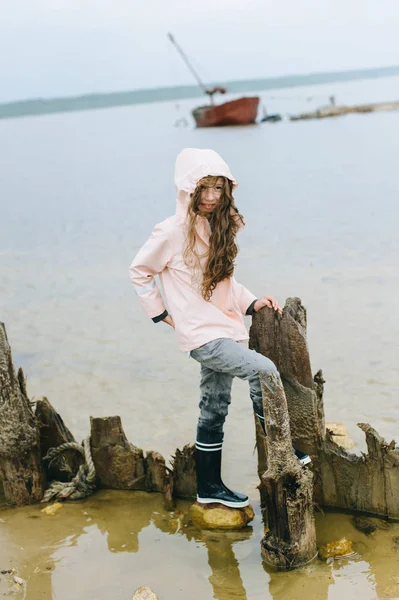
[163,314,175,328]
[254,296,283,315]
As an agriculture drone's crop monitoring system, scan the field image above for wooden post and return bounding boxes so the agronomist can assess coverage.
[36,396,83,483]
[0,322,44,505]
[259,371,317,568]
[90,416,169,493]
[320,423,399,517]
[249,298,325,502]
[250,298,399,520]
[90,416,147,490]
[170,444,196,499]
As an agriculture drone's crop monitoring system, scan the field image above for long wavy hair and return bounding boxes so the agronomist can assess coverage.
[184,175,244,300]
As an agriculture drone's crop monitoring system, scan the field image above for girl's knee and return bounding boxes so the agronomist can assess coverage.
[259,356,279,378]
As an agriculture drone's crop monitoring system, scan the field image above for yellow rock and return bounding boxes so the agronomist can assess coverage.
[190,501,254,530]
[326,422,356,450]
[131,587,158,600]
[319,537,354,560]
[40,502,63,516]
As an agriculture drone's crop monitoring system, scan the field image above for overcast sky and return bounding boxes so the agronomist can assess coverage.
[1,0,398,102]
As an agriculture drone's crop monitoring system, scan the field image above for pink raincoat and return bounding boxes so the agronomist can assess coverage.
[129,148,256,352]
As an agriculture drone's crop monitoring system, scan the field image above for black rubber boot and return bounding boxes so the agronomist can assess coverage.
[293,447,312,465]
[195,427,249,508]
[255,412,266,434]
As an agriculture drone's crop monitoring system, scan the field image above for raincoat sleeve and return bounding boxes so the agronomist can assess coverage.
[232,277,257,316]
[129,225,172,322]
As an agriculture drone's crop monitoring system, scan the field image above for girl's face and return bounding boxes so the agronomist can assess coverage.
[198,177,224,213]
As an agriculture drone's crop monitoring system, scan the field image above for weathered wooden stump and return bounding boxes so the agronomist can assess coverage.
[321,423,399,517]
[0,322,45,505]
[170,443,196,498]
[250,298,325,500]
[90,416,147,490]
[259,371,317,568]
[36,396,83,482]
[90,416,170,493]
[250,298,399,520]
[144,450,169,493]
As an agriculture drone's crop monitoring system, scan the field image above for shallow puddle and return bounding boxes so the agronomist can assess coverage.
[1,490,399,600]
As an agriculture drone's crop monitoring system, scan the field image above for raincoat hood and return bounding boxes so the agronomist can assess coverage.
[174,148,237,217]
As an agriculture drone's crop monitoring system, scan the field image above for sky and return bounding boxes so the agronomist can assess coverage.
[1,0,398,102]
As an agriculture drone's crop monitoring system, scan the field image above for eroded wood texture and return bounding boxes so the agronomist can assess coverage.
[35,396,83,483]
[90,417,171,493]
[145,451,168,493]
[250,298,399,519]
[321,424,399,518]
[0,323,44,505]
[259,371,317,568]
[90,416,147,490]
[170,443,196,499]
[250,298,325,500]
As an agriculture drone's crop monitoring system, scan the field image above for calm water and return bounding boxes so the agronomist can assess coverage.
[1,75,399,599]
[2,492,399,600]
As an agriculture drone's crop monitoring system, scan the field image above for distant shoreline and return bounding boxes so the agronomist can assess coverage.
[1,65,399,121]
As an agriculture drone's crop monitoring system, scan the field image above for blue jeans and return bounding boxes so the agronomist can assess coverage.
[190,338,279,434]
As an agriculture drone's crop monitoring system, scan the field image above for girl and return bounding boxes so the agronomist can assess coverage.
[129,148,309,509]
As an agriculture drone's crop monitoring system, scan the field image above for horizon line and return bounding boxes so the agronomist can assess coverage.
[2,64,399,106]
[1,64,399,121]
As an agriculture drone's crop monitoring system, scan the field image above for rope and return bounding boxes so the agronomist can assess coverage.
[41,437,97,503]
[45,441,85,468]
